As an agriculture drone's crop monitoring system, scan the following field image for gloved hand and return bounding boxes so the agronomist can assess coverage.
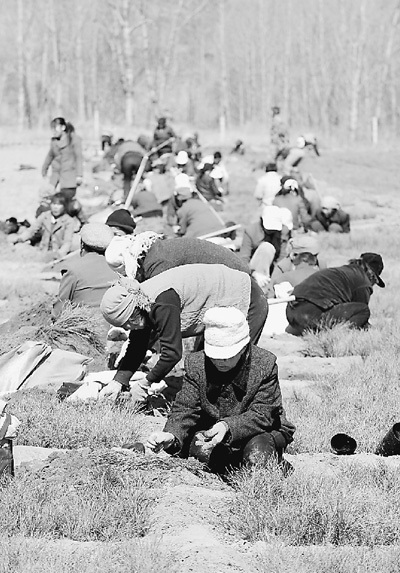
[146,431,176,453]
[99,380,122,400]
[199,421,229,447]
[252,271,270,290]
[129,377,152,403]
[148,380,168,395]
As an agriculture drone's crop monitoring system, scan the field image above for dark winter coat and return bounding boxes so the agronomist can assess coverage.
[292,263,373,311]
[164,345,295,452]
[312,208,350,233]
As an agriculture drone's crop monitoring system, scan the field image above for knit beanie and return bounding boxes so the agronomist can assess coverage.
[106,209,136,234]
[81,223,114,252]
[100,278,152,327]
[203,307,250,359]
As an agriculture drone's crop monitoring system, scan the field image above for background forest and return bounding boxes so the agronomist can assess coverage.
[1,0,400,141]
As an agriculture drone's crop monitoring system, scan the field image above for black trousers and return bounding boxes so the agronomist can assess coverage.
[286,300,370,335]
[189,432,283,474]
[121,151,144,199]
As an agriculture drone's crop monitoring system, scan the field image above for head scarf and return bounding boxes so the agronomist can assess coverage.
[105,231,163,278]
[100,277,152,327]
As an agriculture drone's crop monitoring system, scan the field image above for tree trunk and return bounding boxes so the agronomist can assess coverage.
[219,0,229,134]
[17,0,24,130]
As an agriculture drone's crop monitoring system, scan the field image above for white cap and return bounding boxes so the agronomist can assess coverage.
[204,307,250,359]
[261,206,283,231]
[176,151,189,165]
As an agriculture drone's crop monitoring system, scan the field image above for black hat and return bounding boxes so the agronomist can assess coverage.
[361,252,385,288]
[106,209,136,234]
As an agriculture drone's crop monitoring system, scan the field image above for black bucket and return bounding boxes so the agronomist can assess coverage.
[330,433,357,455]
[375,423,400,456]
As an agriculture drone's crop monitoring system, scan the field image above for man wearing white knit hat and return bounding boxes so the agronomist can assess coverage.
[147,307,295,474]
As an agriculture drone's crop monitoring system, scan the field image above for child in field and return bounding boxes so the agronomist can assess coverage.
[11,193,75,260]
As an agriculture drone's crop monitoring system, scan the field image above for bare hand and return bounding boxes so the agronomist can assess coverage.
[146,431,175,453]
[201,422,229,447]
[99,380,122,400]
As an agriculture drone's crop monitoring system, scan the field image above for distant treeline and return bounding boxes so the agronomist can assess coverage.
[1,0,399,140]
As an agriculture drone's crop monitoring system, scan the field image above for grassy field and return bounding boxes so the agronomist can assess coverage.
[1,135,400,572]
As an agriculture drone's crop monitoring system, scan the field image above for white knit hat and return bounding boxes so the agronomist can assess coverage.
[203,307,250,359]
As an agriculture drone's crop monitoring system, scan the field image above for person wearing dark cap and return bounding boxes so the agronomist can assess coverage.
[52,223,116,318]
[106,209,136,236]
[175,186,222,239]
[286,253,385,335]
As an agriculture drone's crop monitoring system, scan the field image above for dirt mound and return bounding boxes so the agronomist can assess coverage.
[0,300,106,365]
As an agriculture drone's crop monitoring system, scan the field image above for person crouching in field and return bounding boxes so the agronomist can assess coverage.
[99,263,268,402]
[146,307,295,474]
[10,193,75,261]
[286,253,385,335]
[52,223,116,319]
[310,196,350,233]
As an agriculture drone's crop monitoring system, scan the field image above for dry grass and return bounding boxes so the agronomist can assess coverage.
[229,459,400,546]
[301,323,385,357]
[0,537,177,573]
[0,450,154,541]
[252,545,400,573]
[8,389,144,449]
[286,346,400,454]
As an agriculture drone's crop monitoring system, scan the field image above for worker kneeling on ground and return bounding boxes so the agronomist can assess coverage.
[286,252,385,335]
[146,307,295,474]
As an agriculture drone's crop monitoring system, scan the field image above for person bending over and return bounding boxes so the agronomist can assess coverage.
[286,252,384,335]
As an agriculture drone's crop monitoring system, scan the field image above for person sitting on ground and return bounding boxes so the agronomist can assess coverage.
[166,173,194,227]
[105,209,136,236]
[254,163,281,208]
[269,235,321,286]
[175,186,223,239]
[286,252,385,335]
[310,196,350,233]
[53,223,116,318]
[195,163,222,202]
[99,263,269,401]
[146,307,295,474]
[175,150,196,177]
[11,193,75,260]
[273,176,310,231]
[130,186,164,234]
